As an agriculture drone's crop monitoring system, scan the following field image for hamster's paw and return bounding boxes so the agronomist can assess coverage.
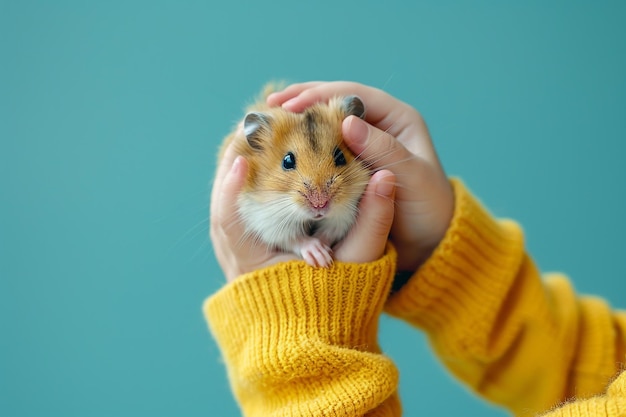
[297,238,333,267]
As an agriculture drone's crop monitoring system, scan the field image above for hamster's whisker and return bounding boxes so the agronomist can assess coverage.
[245,189,298,199]
[293,168,306,184]
[364,143,405,163]
[235,227,260,251]
[379,117,402,135]
[186,238,212,265]
[351,117,405,161]
[362,187,399,206]
[264,211,297,246]
[170,217,209,252]
[358,148,411,171]
[369,116,401,143]
[370,155,417,171]
[354,143,404,168]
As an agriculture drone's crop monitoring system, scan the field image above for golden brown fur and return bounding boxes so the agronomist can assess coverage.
[218,85,371,266]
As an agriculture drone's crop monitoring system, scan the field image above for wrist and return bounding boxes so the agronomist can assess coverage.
[391,241,438,293]
[385,179,525,327]
[393,178,455,274]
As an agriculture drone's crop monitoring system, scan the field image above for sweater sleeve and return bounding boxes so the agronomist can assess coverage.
[385,179,626,416]
[204,245,401,417]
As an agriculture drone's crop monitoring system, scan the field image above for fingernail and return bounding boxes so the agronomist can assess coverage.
[345,116,368,146]
[231,156,244,174]
[375,176,395,197]
[282,98,297,110]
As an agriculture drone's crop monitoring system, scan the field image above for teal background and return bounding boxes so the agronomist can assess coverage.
[2,1,625,416]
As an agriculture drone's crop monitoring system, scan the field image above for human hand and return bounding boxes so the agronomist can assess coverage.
[268,82,454,272]
[210,140,397,283]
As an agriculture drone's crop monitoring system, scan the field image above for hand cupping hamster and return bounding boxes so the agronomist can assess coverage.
[219,86,371,267]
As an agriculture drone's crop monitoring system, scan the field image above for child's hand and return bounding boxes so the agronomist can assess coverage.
[211,141,397,283]
[268,82,454,272]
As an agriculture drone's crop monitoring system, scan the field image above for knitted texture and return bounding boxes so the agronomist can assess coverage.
[205,245,401,416]
[386,179,626,416]
[205,179,626,417]
[541,366,626,417]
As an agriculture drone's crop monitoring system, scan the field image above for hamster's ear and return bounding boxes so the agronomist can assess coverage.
[340,95,366,119]
[243,112,271,151]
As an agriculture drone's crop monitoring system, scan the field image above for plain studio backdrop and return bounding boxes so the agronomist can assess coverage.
[2,1,625,416]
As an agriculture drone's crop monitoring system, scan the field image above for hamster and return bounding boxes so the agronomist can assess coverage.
[219,87,371,267]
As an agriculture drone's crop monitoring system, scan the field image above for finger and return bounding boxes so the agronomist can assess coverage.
[211,138,241,212]
[274,82,411,128]
[334,170,396,264]
[211,156,248,244]
[266,81,324,107]
[268,81,432,148]
[279,82,387,120]
[342,115,432,176]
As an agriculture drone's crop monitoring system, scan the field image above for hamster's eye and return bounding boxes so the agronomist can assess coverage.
[282,152,296,170]
[333,147,346,167]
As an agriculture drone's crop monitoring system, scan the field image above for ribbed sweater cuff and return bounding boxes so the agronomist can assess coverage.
[206,244,396,352]
[385,179,525,338]
[204,246,399,416]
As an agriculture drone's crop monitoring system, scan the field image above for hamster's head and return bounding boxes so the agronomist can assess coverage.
[239,96,371,222]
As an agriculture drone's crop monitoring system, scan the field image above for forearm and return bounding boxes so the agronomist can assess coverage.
[541,368,626,416]
[386,179,626,415]
[205,246,401,417]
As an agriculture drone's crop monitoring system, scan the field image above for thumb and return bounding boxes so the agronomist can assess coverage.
[334,170,396,264]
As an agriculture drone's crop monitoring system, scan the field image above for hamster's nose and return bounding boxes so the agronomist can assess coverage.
[306,190,329,209]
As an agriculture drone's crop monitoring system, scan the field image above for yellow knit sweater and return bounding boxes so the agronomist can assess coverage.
[205,180,626,416]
